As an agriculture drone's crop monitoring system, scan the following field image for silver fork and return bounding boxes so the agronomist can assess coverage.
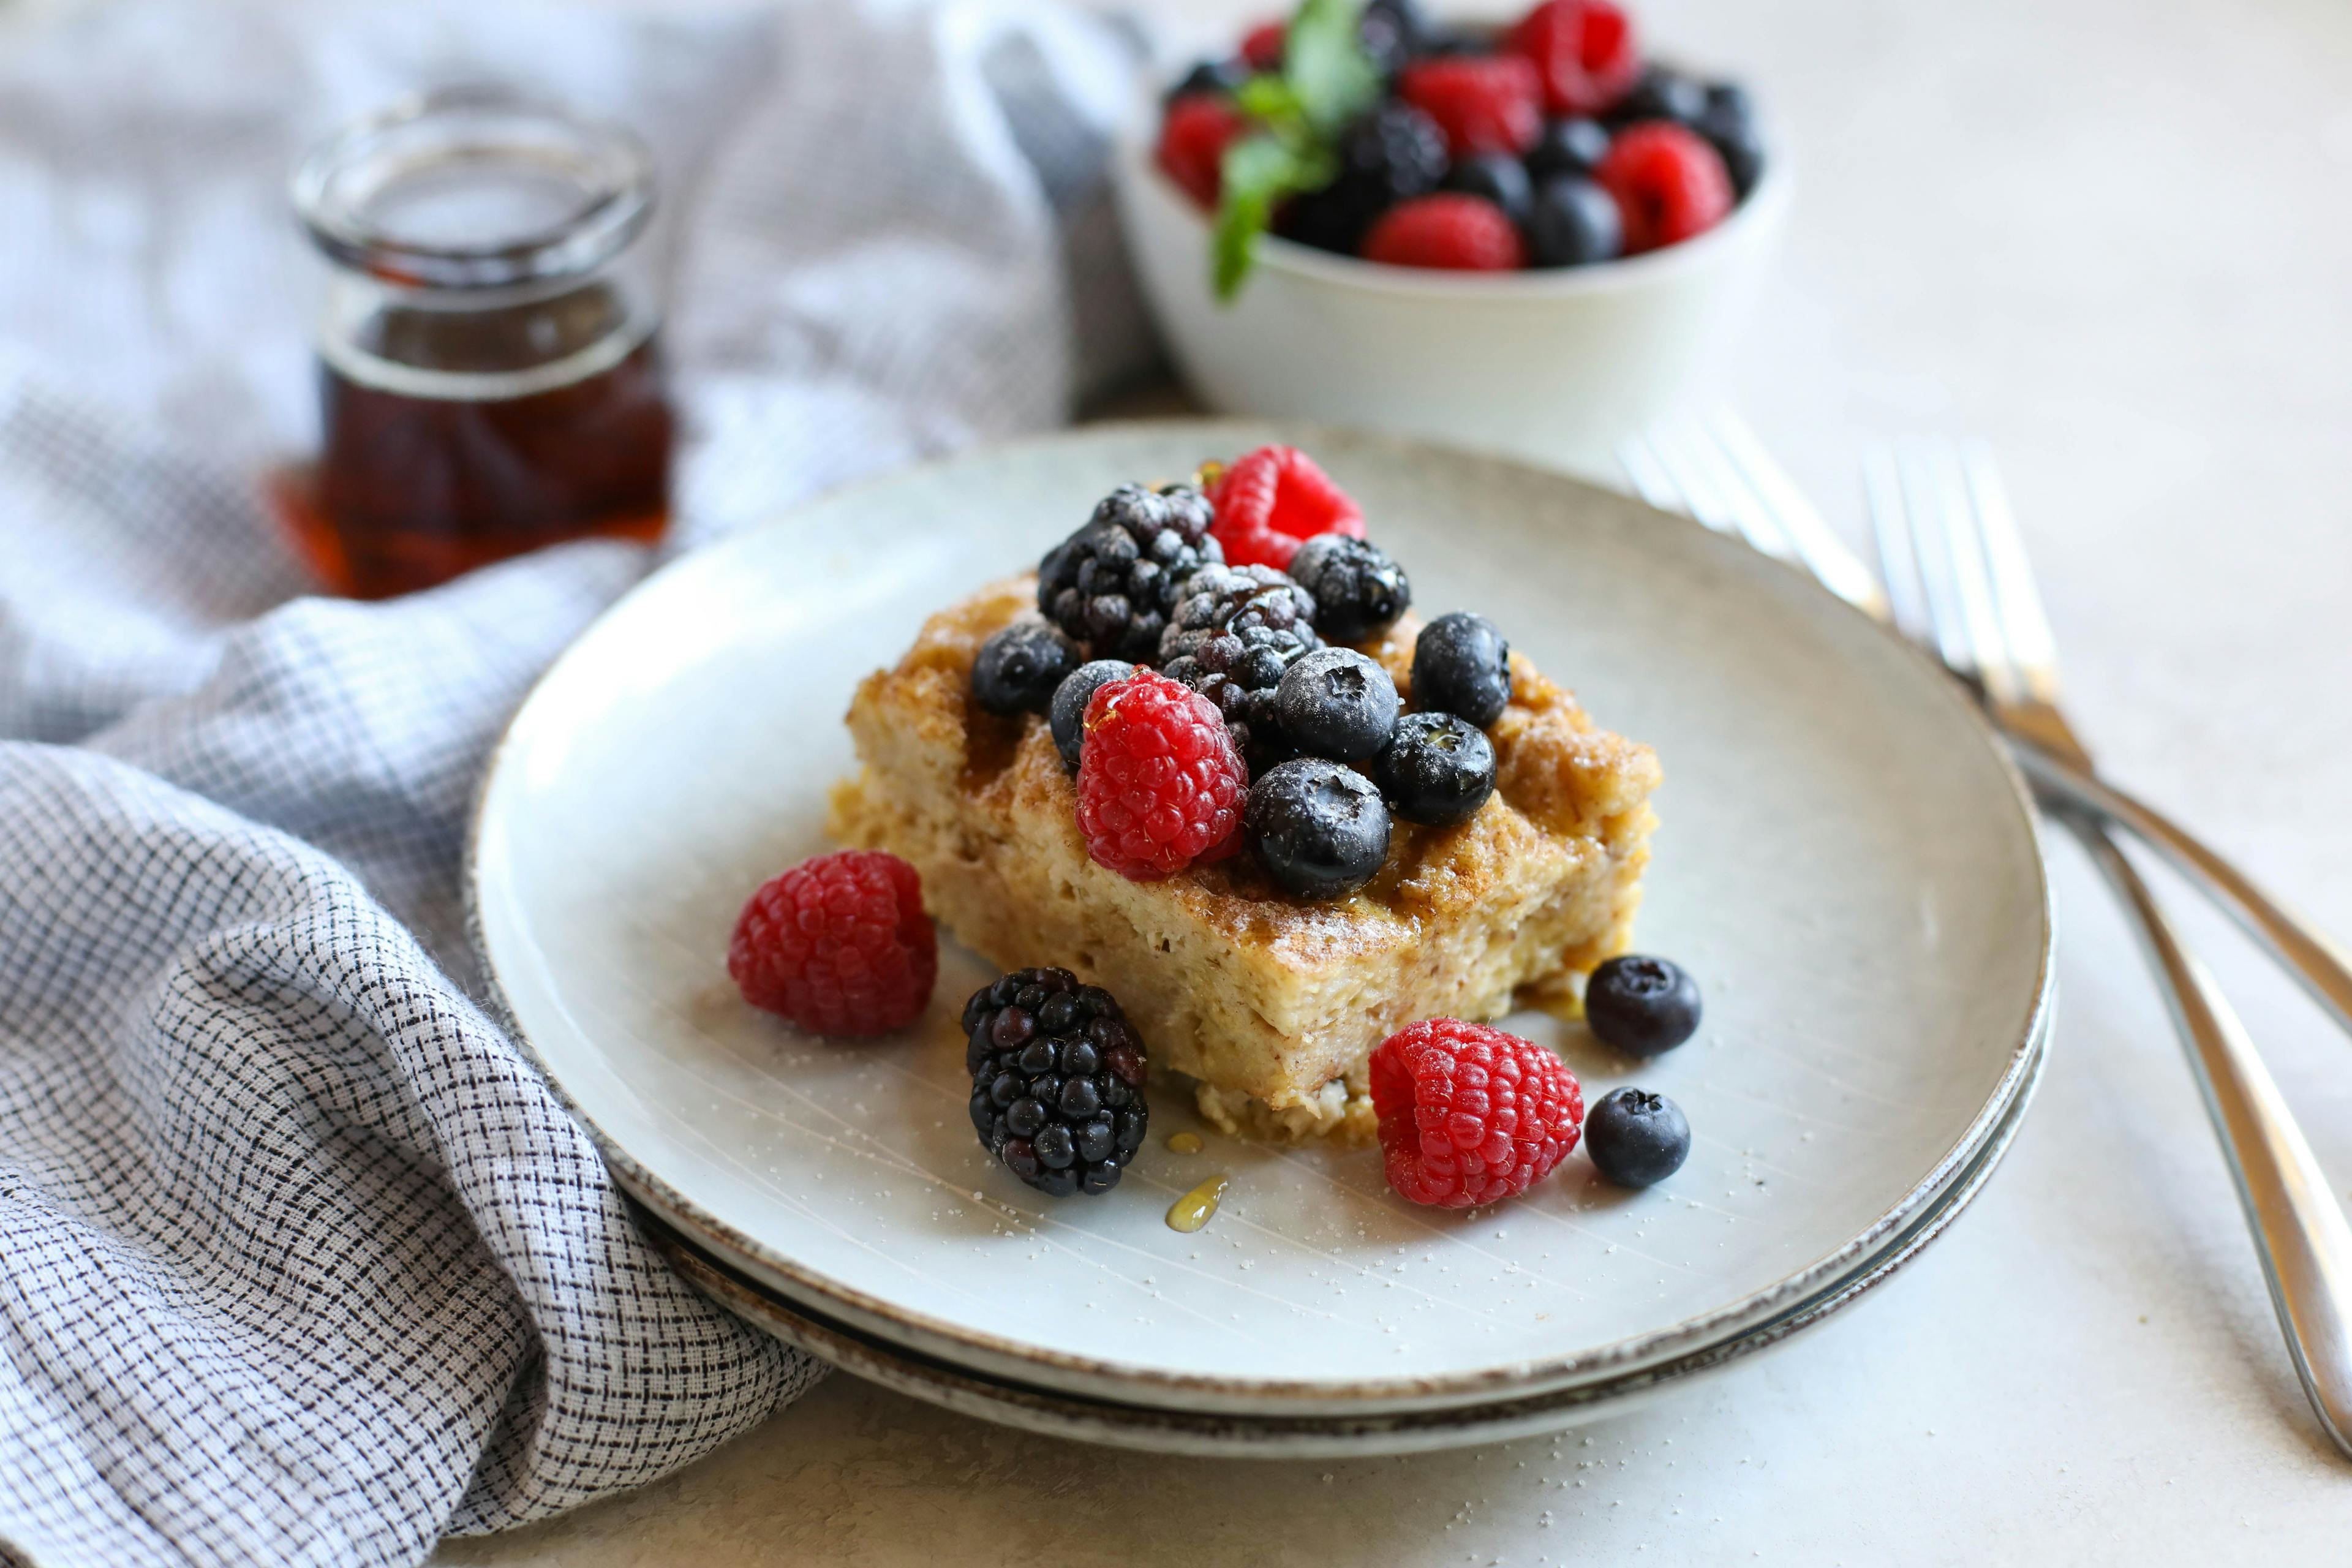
[1630,414,2352,1460]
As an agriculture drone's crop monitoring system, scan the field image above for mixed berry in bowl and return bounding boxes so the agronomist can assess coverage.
[1155,0,1765,293]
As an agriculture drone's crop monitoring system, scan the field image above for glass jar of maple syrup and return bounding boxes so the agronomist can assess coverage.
[281,89,673,598]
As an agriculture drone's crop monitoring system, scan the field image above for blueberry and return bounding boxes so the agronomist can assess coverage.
[1613,66,1707,127]
[1359,0,1428,75]
[973,618,1080,717]
[1585,1088,1691,1188]
[1374,711,1497,825]
[1411,612,1512,726]
[1442,153,1532,225]
[1246,759,1392,899]
[1703,81,1755,134]
[1695,100,1765,198]
[1049,658,1137,771]
[1526,117,1611,182]
[1166,57,1248,104]
[1275,648,1400,763]
[1287,535,1412,643]
[1585,955,1703,1057]
[1526,176,1623,267]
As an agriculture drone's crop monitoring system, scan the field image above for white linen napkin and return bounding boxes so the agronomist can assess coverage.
[0,2,1152,1564]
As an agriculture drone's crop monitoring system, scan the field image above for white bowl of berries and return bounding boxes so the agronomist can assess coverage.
[1115,0,1788,478]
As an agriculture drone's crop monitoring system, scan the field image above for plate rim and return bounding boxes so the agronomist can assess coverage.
[466,416,2056,1411]
[641,1020,2045,1454]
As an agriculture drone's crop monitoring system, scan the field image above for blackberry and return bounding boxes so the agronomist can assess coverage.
[1287,534,1411,643]
[1275,103,1449,256]
[1048,658,1136,772]
[971,617,1080,717]
[1158,563,1323,767]
[1038,483,1222,663]
[963,967,1148,1198]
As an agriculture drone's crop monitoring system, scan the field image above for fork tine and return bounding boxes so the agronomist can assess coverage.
[1893,440,1981,682]
[1638,424,1741,538]
[1920,437,2027,706]
[1678,421,1803,562]
[1961,442,2063,705]
[1615,432,1694,518]
[1638,421,1801,560]
[1863,447,1932,644]
[1704,412,1890,618]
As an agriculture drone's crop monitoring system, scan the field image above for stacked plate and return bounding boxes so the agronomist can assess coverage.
[467,422,2052,1456]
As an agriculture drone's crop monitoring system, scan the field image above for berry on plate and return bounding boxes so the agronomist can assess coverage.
[1245,757,1392,899]
[1374,710,1498,825]
[1507,0,1641,118]
[1360,193,1526,270]
[1076,670,1248,881]
[1157,561,1324,766]
[1396,54,1544,158]
[1038,482,1221,663]
[1049,658,1136,771]
[1287,533,1412,643]
[729,850,937,1036]
[1412,611,1513,726]
[1584,1087,1690,1187]
[1584,954,1703,1055]
[963,967,1148,1197]
[1156,92,1248,209]
[1371,1018,1585,1208]
[1596,120,1733,252]
[1525,174,1624,266]
[1275,647,1401,763]
[1206,443,1366,571]
[971,617,1080,717]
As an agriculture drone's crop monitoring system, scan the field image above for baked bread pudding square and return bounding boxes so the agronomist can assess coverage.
[830,572,1659,1142]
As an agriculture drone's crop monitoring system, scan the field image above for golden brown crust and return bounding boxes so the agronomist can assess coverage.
[830,576,1659,1140]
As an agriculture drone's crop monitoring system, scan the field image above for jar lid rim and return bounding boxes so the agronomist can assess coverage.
[292,86,655,290]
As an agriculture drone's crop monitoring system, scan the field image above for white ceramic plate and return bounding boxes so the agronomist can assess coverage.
[639,1033,2043,1457]
[469,420,2051,1416]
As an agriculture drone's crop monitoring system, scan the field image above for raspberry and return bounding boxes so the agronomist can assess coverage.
[1205,445,1366,571]
[1507,0,1641,118]
[729,850,937,1036]
[1362,194,1527,271]
[1075,671,1248,881]
[1396,55,1542,158]
[1597,121,1735,253]
[1239,20,1286,72]
[1371,1019,1584,1208]
[1157,93,1247,209]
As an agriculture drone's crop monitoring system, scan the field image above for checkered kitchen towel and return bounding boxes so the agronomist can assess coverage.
[0,2,1153,1564]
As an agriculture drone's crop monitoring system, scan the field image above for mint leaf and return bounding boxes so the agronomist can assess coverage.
[1284,0,1381,137]
[1213,133,1312,301]
[1204,1,1378,301]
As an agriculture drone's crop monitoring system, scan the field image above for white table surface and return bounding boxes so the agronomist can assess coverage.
[439,0,2352,1561]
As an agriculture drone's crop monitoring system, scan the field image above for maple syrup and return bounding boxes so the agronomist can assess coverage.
[284,89,671,598]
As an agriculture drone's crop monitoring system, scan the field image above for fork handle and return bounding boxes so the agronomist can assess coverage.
[2067,817,2352,1460]
[2019,744,2352,1042]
